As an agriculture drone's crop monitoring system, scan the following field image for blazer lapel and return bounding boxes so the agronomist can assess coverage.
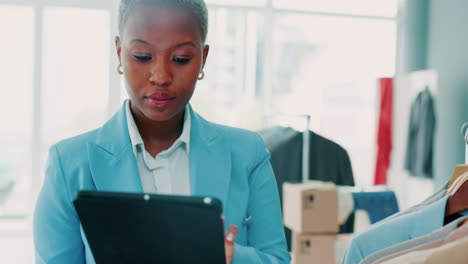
[87,102,142,193]
[189,106,231,210]
[86,103,231,201]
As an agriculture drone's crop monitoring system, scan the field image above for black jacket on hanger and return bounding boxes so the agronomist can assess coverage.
[404,87,436,178]
[259,126,355,250]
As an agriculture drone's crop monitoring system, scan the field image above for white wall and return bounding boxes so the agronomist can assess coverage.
[389,70,437,210]
[427,0,468,186]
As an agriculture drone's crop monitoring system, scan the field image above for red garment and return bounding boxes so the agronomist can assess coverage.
[374,78,393,185]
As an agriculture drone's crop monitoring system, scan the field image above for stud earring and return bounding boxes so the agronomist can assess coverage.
[198,70,205,80]
[117,64,123,75]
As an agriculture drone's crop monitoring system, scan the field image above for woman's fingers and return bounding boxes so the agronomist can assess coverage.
[225,225,238,243]
[224,225,238,264]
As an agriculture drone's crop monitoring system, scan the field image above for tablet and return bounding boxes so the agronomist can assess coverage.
[73,191,226,264]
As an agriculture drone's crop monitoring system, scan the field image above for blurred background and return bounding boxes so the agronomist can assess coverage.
[0,0,467,263]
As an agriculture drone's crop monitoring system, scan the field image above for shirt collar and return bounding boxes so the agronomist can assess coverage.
[178,103,191,151]
[125,99,191,157]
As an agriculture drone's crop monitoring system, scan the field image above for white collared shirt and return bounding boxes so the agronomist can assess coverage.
[125,100,191,195]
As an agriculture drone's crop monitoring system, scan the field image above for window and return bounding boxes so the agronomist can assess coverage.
[41,7,111,156]
[205,0,266,7]
[274,0,398,17]
[0,3,114,221]
[191,8,264,129]
[270,14,396,184]
[0,3,115,263]
[0,5,34,217]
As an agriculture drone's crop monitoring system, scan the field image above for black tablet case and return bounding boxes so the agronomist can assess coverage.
[74,191,226,264]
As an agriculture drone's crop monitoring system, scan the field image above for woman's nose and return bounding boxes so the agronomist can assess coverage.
[149,59,173,86]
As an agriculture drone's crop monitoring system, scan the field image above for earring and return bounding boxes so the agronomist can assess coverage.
[117,64,123,75]
[198,70,205,80]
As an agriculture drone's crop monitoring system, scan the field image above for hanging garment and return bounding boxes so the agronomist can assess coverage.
[374,78,394,185]
[419,228,468,264]
[378,217,468,264]
[259,126,355,250]
[377,178,450,226]
[359,215,468,264]
[352,191,399,224]
[343,196,449,264]
[260,127,355,189]
[404,88,436,178]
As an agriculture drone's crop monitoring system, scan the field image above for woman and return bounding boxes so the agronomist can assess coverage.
[33,0,290,263]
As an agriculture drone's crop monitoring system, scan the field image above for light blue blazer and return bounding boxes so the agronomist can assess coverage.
[343,195,449,264]
[33,104,291,264]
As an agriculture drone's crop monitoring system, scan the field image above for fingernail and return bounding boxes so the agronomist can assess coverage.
[226,233,234,242]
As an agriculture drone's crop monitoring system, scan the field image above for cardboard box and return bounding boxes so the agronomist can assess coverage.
[292,233,335,264]
[283,181,339,233]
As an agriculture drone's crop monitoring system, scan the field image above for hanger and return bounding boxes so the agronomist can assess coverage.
[445,172,468,217]
[462,219,468,227]
[445,172,468,196]
[446,165,468,193]
[445,123,468,217]
[446,124,468,193]
[452,172,468,193]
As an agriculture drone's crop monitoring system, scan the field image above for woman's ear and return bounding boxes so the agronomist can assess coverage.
[202,44,210,69]
[115,36,122,63]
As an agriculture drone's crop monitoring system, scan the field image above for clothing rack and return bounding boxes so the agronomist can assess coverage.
[302,115,311,182]
[462,122,468,164]
[264,113,311,182]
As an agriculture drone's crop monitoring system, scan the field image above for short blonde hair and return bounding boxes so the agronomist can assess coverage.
[118,0,209,43]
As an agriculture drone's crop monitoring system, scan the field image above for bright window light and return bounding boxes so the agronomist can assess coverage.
[0,5,34,217]
[274,0,398,17]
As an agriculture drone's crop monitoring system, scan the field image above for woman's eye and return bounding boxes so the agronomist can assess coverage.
[134,55,152,62]
[172,57,191,64]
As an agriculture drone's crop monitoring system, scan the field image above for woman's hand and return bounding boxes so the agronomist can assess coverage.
[224,225,239,264]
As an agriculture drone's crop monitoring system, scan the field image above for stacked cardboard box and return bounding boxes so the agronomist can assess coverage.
[283,181,339,264]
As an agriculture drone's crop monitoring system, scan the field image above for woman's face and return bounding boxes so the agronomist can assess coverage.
[116,4,209,122]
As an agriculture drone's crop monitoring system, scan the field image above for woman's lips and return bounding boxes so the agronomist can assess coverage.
[146,92,176,111]
[148,91,176,101]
